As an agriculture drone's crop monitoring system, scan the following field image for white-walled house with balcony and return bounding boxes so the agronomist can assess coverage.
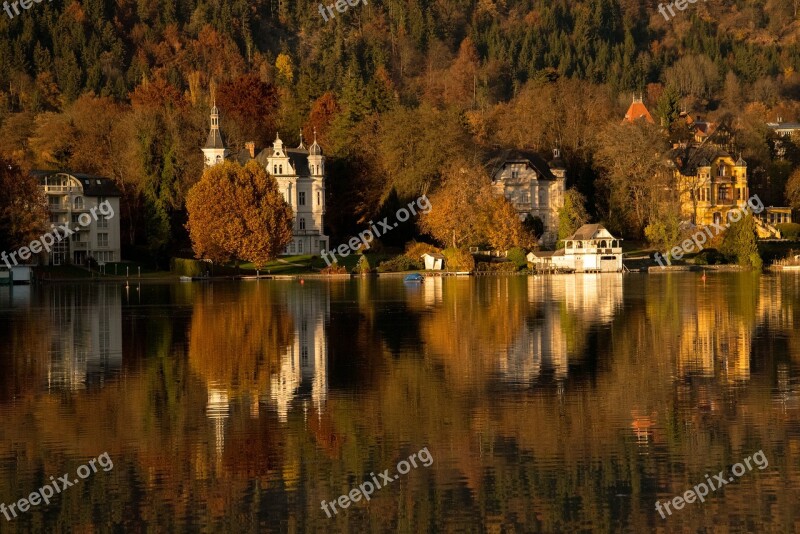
[550,224,623,273]
[32,171,122,265]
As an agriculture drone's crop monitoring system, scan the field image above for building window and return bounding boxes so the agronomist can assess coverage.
[511,170,519,179]
[97,215,108,229]
[215,155,221,163]
[317,191,321,205]
[50,213,61,223]
[48,196,61,209]
[274,165,277,174]
[279,165,283,174]
[72,232,82,242]
[298,241,303,253]
[299,192,306,206]
[521,192,530,203]
[719,187,728,201]
[74,197,83,209]
[97,233,108,247]
[299,218,306,230]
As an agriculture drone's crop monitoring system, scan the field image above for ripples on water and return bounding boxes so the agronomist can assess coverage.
[0,273,797,532]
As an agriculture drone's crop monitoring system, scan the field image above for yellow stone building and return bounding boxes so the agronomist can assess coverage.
[670,146,749,226]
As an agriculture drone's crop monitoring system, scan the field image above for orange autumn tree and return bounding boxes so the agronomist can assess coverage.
[419,160,531,250]
[185,161,293,268]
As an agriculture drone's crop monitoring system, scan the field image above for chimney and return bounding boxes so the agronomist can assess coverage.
[245,141,255,158]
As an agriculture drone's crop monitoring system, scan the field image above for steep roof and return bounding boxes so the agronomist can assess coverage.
[566,223,617,241]
[204,127,226,150]
[245,147,313,177]
[486,148,557,181]
[622,98,654,124]
[667,145,734,176]
[32,170,122,197]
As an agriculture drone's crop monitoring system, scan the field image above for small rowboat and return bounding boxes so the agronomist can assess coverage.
[404,273,424,283]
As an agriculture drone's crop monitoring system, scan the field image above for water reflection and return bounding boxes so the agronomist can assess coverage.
[0,274,798,532]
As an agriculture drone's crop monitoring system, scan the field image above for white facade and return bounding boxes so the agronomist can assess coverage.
[551,224,623,273]
[34,171,122,265]
[201,105,329,256]
[263,134,329,255]
[490,149,566,246]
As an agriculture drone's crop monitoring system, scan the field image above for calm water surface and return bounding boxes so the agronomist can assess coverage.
[0,274,798,533]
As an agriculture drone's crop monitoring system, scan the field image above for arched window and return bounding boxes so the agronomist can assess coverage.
[215,155,221,163]
[317,191,321,206]
[274,165,278,174]
[279,165,283,174]
[600,240,607,248]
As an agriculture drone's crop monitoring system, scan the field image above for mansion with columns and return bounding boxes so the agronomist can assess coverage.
[201,104,329,255]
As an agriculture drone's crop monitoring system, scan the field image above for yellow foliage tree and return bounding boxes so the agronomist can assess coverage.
[185,161,293,268]
[275,53,294,84]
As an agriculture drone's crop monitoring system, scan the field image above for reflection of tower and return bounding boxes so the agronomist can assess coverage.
[46,285,123,391]
[206,383,230,463]
[269,285,329,421]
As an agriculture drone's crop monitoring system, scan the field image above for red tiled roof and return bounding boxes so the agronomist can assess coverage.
[622,101,654,124]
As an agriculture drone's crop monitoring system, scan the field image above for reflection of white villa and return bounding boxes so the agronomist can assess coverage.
[206,383,230,462]
[269,286,329,421]
[497,274,623,384]
[46,285,122,390]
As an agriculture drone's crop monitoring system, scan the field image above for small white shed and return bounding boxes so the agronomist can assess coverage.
[421,253,445,270]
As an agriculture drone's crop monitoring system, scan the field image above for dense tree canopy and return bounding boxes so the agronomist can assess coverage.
[185,161,293,267]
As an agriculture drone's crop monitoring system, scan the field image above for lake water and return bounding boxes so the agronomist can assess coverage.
[0,273,798,533]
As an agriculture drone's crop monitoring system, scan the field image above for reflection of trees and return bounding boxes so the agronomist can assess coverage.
[2,275,800,531]
[188,283,294,396]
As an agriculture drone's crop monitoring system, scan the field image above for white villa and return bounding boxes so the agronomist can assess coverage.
[489,148,566,246]
[32,170,122,265]
[202,104,329,255]
[529,224,623,273]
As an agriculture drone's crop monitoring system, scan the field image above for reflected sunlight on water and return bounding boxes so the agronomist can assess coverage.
[0,273,798,532]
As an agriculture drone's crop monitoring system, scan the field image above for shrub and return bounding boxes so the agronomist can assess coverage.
[694,248,724,265]
[476,261,517,272]
[377,255,422,272]
[170,258,205,277]
[442,248,475,272]
[776,223,800,240]
[507,247,527,270]
[353,254,372,274]
[404,241,440,260]
[321,263,348,275]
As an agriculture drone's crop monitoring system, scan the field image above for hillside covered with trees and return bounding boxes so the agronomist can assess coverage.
[2,0,800,261]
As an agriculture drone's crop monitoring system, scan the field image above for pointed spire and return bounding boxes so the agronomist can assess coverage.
[204,101,225,149]
[309,128,323,156]
[298,128,306,149]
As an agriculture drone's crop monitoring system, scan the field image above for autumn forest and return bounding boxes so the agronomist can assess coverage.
[2,0,800,262]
